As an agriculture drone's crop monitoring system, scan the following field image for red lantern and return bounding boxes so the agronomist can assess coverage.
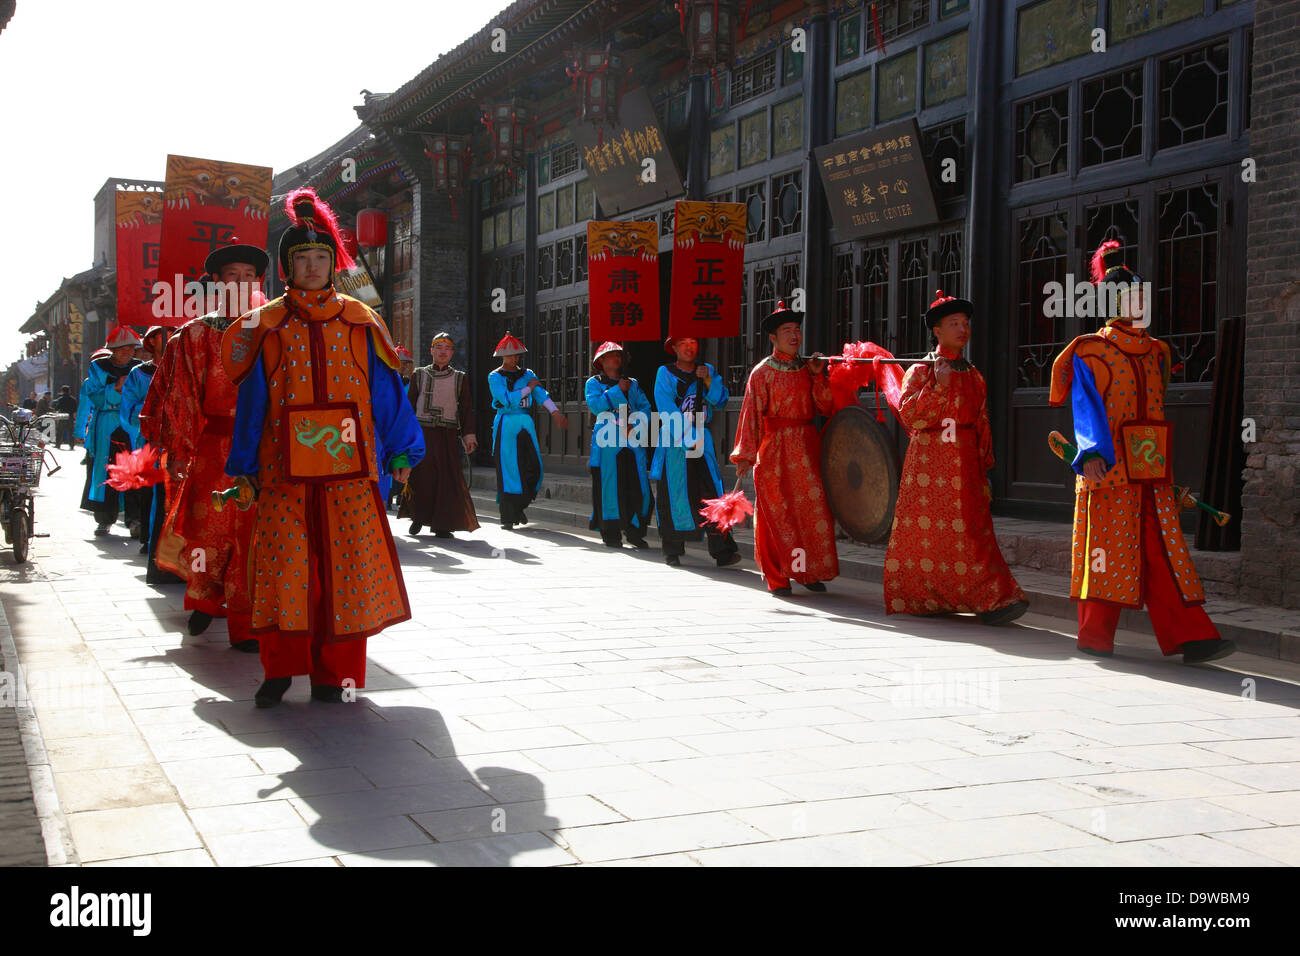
[479,100,534,169]
[338,226,359,260]
[678,0,736,76]
[422,134,471,192]
[356,208,387,248]
[566,45,626,126]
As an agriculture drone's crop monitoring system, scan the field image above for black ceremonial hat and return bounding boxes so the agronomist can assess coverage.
[204,243,270,277]
[761,300,802,336]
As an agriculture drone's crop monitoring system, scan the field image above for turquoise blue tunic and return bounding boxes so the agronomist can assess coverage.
[489,367,550,516]
[82,357,140,504]
[119,362,156,450]
[649,362,729,532]
[585,374,654,536]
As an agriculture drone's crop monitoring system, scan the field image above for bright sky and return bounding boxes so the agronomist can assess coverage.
[0,0,496,364]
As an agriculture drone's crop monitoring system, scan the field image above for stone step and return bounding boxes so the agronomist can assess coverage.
[463,475,1294,663]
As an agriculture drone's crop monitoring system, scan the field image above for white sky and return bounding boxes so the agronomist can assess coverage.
[0,0,497,364]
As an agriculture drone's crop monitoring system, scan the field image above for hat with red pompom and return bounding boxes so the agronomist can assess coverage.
[924,289,974,328]
[493,332,527,357]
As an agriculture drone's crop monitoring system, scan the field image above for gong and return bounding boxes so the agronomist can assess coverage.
[820,405,901,544]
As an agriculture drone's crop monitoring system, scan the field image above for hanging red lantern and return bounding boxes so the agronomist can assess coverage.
[565,45,627,127]
[480,100,534,169]
[356,208,388,248]
[679,0,737,76]
[422,134,471,192]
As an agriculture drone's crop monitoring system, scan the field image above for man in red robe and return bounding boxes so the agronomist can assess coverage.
[731,302,839,596]
[883,292,1028,624]
[141,243,267,649]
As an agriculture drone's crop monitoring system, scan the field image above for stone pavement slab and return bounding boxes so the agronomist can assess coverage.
[2,446,1298,866]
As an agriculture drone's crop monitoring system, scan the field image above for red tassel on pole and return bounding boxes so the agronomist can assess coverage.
[870,2,887,55]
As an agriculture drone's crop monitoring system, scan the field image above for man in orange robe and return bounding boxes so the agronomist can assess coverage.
[883,292,1027,624]
[1049,241,1234,664]
[142,244,267,647]
[222,189,425,707]
[731,302,839,596]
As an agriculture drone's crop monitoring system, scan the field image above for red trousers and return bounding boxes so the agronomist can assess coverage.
[1077,495,1220,655]
[259,631,367,687]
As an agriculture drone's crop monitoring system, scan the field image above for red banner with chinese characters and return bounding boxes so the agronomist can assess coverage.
[155,154,272,324]
[114,189,164,330]
[587,220,660,341]
[668,201,745,339]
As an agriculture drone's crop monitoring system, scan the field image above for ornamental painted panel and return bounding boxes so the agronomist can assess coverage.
[511,204,525,243]
[836,70,872,138]
[773,96,803,155]
[577,179,596,221]
[557,186,575,229]
[739,110,768,168]
[539,191,555,234]
[925,31,968,107]
[1111,0,1199,41]
[1016,0,1099,77]
[710,125,736,177]
[878,50,918,122]
[481,216,494,252]
[495,210,510,246]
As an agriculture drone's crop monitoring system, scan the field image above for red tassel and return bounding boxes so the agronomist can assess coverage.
[699,488,753,534]
[828,341,905,418]
[106,443,165,491]
[1091,239,1121,284]
[871,2,886,55]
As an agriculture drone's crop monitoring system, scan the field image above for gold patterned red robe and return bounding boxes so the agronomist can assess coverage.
[141,313,256,639]
[883,351,1024,615]
[221,287,425,655]
[730,352,839,590]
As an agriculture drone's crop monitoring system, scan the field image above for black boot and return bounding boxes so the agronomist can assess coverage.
[231,639,260,654]
[435,530,453,539]
[1182,638,1237,665]
[254,677,291,708]
[803,582,828,593]
[188,610,214,635]
[980,600,1030,626]
[311,685,345,703]
[665,554,681,567]
[1077,644,1114,658]
[409,522,423,536]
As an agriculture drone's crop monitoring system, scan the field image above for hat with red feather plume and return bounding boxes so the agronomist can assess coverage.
[278,187,355,283]
[1090,239,1139,286]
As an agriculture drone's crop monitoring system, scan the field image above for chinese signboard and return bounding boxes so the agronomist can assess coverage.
[114,189,163,328]
[587,220,661,342]
[668,201,746,340]
[813,119,939,242]
[570,88,684,217]
[156,154,272,324]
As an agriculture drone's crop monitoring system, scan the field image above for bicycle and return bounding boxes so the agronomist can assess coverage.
[0,409,63,563]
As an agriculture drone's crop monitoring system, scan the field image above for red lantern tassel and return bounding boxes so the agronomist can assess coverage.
[106,443,165,491]
[871,2,886,55]
[699,482,753,534]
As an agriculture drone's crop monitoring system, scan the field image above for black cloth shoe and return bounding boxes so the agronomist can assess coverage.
[518,512,529,525]
[409,523,423,535]
[311,685,345,703]
[771,586,793,597]
[188,610,214,636]
[980,599,1030,626]
[231,639,260,654]
[93,523,111,536]
[716,553,742,568]
[254,677,291,708]
[627,536,650,550]
[1182,638,1237,665]
[435,531,453,539]
[803,581,828,593]
[1077,644,1114,658]
[604,540,622,549]
[502,521,514,530]
[665,554,681,567]
[138,542,148,554]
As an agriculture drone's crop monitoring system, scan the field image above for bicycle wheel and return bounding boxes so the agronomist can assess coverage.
[11,509,28,563]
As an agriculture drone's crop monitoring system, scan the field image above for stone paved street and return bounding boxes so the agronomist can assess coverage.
[3,447,1300,867]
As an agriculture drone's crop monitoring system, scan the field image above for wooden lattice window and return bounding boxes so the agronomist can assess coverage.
[1157,183,1219,383]
[1016,89,1069,182]
[731,51,777,107]
[770,171,802,238]
[738,181,766,243]
[1082,66,1143,167]
[1159,40,1229,149]
[1015,211,1069,388]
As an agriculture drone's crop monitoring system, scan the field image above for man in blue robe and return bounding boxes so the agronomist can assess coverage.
[585,341,653,549]
[81,326,144,536]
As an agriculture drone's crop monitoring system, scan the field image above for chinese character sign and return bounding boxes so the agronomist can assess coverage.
[668,201,745,340]
[813,118,938,241]
[156,154,272,324]
[570,88,684,217]
[114,189,163,328]
[587,220,661,342]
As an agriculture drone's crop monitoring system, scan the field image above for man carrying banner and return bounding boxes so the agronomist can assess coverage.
[82,326,145,537]
[651,336,741,568]
[222,189,425,706]
[142,244,266,637]
[1049,240,1234,664]
[731,302,839,596]
[883,292,1027,624]
[585,341,654,549]
[400,331,479,538]
[488,333,567,530]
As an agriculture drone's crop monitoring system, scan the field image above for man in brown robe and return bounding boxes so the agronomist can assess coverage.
[399,331,480,538]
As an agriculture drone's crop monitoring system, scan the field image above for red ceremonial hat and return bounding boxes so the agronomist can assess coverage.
[143,326,169,343]
[396,346,413,361]
[591,340,626,372]
[104,324,143,349]
[92,348,111,360]
[664,335,699,355]
[493,332,527,357]
[760,300,801,336]
[924,289,974,327]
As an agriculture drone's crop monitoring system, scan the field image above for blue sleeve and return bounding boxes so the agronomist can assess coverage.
[85,364,112,411]
[530,375,553,409]
[584,376,627,413]
[1070,354,1115,475]
[120,369,148,447]
[369,336,425,469]
[491,370,533,409]
[74,378,92,439]
[227,355,268,477]
[631,380,651,415]
[653,366,676,414]
[703,363,729,408]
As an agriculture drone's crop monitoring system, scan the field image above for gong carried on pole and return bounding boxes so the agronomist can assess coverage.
[820,405,901,543]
